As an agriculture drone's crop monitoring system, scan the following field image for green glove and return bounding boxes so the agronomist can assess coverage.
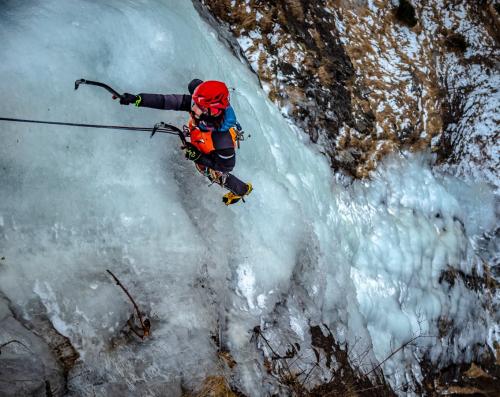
[184,143,202,161]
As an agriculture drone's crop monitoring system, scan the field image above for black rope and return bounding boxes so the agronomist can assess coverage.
[0,117,180,135]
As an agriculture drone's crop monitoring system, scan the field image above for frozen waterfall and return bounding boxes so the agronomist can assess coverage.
[0,1,497,395]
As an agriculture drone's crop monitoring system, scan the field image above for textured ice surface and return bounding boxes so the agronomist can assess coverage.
[0,0,497,395]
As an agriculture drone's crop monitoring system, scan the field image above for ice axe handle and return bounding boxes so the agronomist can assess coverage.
[149,122,186,144]
[74,79,124,99]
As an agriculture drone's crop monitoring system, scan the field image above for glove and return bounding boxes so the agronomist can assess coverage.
[119,93,139,105]
[184,143,202,161]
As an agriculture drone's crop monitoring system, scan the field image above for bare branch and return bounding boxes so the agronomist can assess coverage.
[364,335,435,377]
[300,362,318,387]
[106,269,150,338]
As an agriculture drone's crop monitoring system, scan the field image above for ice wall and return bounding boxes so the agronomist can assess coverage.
[0,0,497,395]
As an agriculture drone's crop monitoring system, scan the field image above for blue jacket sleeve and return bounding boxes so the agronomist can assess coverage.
[219,106,237,131]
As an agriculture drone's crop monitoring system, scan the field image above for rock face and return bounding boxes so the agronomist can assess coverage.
[194,0,499,183]
[0,294,79,397]
[194,0,359,172]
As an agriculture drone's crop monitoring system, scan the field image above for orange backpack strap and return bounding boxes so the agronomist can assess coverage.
[228,127,238,143]
[190,127,215,154]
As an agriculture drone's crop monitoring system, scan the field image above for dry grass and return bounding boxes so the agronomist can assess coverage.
[308,27,325,50]
[182,350,239,396]
[317,64,333,85]
[285,85,307,104]
[187,376,238,397]
[240,12,257,31]
[285,0,305,20]
[259,12,274,34]
[218,350,237,369]
[465,363,493,379]
[334,0,452,175]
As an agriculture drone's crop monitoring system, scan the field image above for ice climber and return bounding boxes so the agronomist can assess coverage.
[118,79,252,205]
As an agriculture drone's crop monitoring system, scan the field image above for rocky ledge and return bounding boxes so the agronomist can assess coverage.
[0,293,79,397]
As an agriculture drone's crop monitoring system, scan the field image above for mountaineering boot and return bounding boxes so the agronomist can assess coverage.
[244,182,253,196]
[222,183,253,206]
[194,163,252,205]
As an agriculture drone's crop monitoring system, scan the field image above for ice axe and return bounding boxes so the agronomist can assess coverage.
[74,79,124,100]
[74,79,184,140]
[151,122,186,143]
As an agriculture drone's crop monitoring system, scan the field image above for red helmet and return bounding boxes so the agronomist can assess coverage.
[192,81,229,116]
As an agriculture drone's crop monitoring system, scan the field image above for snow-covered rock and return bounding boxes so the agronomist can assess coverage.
[197,0,499,185]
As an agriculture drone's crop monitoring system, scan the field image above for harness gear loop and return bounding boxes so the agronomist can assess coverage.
[230,123,247,149]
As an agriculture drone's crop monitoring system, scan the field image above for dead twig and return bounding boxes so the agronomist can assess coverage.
[301,362,318,387]
[127,317,147,339]
[252,326,298,387]
[253,326,284,360]
[364,335,435,377]
[106,269,150,339]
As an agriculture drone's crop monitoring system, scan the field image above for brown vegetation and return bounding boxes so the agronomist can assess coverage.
[251,324,396,396]
[187,376,239,397]
[197,0,497,178]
